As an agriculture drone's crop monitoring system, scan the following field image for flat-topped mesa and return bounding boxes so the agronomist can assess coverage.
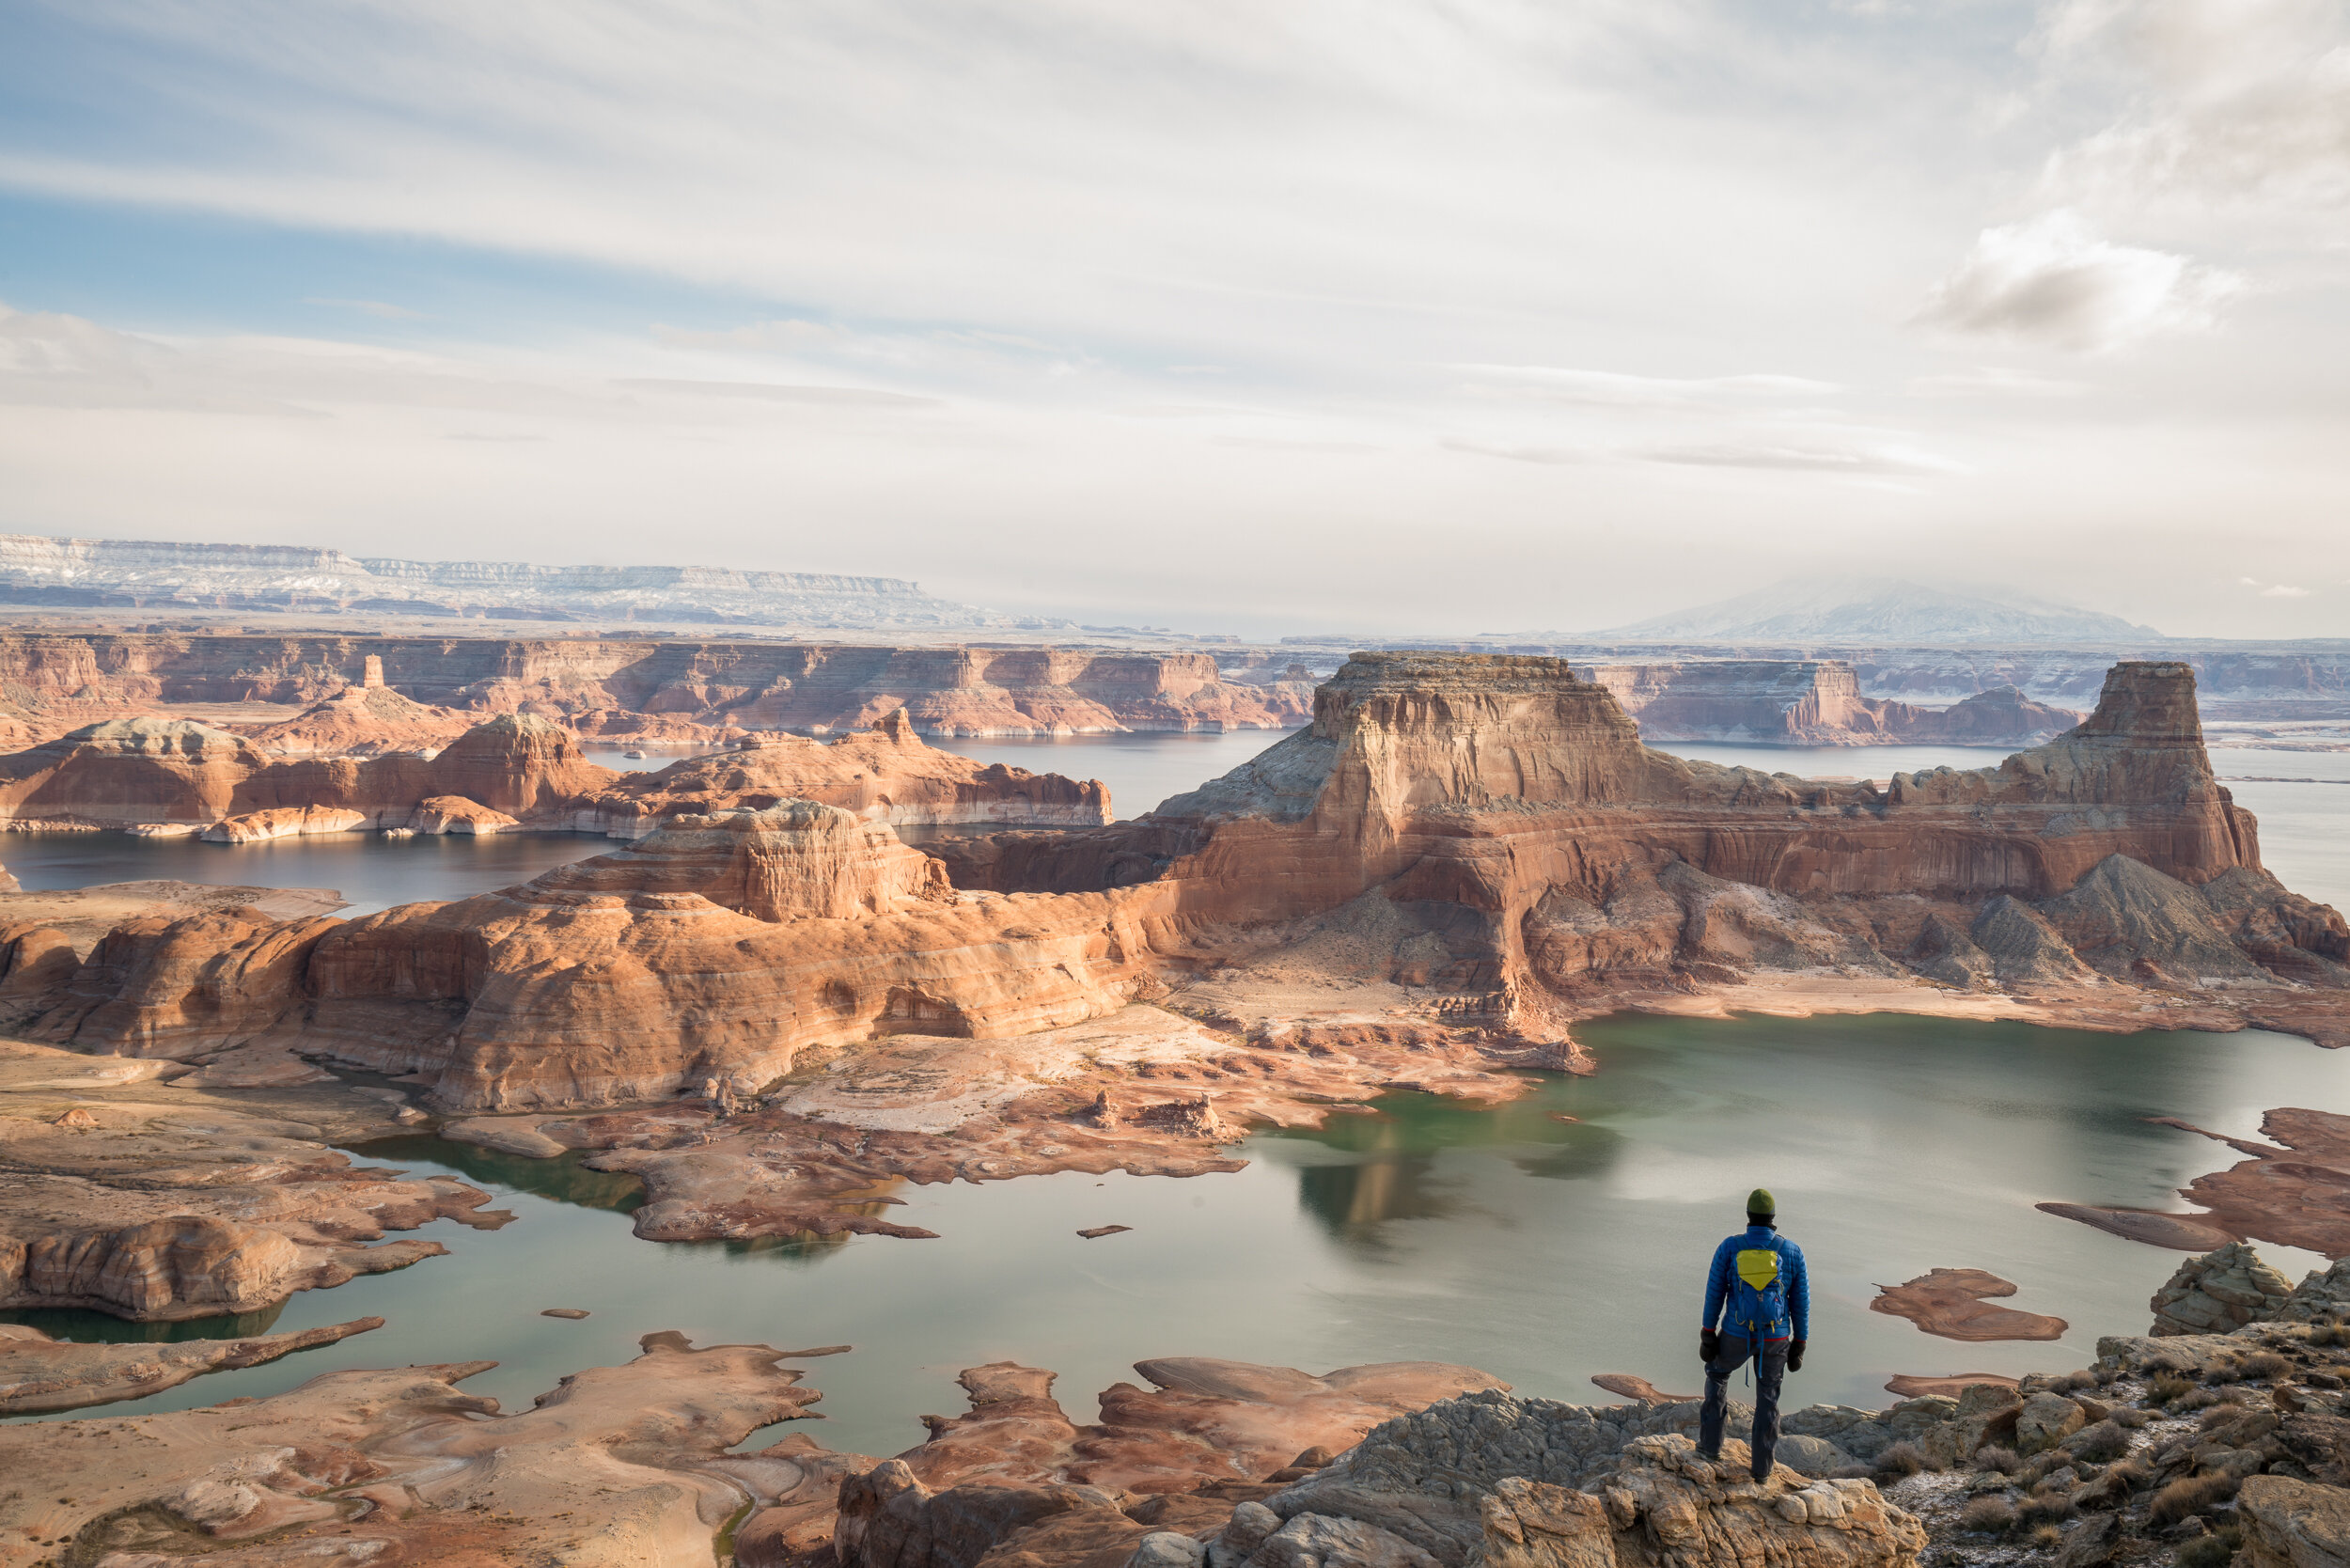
[522,803,949,921]
[570,711,1110,836]
[1309,653,1653,822]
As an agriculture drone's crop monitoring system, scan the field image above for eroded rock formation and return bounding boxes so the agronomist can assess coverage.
[0,1330,834,1567]
[569,711,1111,832]
[0,1039,492,1320]
[0,712,616,829]
[1584,660,2081,747]
[0,629,1311,744]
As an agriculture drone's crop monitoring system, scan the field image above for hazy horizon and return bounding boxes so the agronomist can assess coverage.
[3,2,2346,641]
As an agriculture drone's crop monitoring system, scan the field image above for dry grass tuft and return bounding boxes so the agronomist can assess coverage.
[2240,1352,2291,1382]
[2151,1473,2241,1527]
[1958,1496,2015,1535]
[2067,1419,2131,1463]
[1874,1441,1930,1477]
[2150,1372,2196,1405]
[1974,1444,2024,1475]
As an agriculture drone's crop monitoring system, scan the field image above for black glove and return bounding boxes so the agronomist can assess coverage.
[1787,1339,1807,1373]
[1700,1328,1720,1365]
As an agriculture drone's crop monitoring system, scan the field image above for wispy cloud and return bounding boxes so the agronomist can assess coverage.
[1914,210,2242,352]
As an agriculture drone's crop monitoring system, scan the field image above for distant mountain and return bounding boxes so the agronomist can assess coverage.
[0,534,1058,630]
[1587,576,2163,645]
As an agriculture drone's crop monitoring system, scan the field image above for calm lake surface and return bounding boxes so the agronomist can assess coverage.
[8,1014,2345,1456]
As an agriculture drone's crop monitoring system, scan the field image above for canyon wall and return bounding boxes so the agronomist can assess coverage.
[0,631,1311,739]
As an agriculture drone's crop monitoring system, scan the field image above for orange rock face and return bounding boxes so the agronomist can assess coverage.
[570,710,1110,834]
[239,682,477,756]
[0,713,617,828]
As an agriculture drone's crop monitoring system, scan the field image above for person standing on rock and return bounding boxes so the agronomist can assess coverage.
[1696,1187,1809,1482]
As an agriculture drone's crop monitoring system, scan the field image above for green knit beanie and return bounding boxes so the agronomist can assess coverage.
[1747,1188,1777,1218]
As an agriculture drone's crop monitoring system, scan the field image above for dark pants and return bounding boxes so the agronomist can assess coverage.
[1697,1333,1788,1480]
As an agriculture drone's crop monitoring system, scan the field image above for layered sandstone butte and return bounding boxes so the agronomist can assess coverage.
[944,655,2342,1028]
[568,709,1110,834]
[0,712,616,829]
[0,707,1106,836]
[0,630,1309,743]
[1583,660,2082,746]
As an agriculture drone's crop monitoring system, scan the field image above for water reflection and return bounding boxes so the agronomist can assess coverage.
[0,1303,288,1343]
[352,1135,647,1213]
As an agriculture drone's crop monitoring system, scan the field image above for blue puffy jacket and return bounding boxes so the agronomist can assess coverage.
[1702,1225,1809,1342]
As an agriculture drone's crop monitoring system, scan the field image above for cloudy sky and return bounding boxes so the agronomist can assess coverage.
[1,0,2344,638]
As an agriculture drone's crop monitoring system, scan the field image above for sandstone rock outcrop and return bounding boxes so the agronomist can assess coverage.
[0,1329,836,1566]
[0,712,618,828]
[0,1039,497,1320]
[2150,1242,2296,1335]
[0,1314,383,1414]
[0,628,1310,745]
[200,804,368,842]
[240,681,476,756]
[0,707,1112,840]
[1222,1393,1921,1568]
[1584,660,2080,747]
[570,711,1111,833]
[833,1359,1511,1568]
[1869,1269,2068,1342]
[404,792,520,834]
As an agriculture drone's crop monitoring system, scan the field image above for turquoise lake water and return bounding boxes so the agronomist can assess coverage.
[9,1013,2346,1459]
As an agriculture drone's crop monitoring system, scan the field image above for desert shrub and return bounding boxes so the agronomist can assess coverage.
[1974,1444,2024,1475]
[2018,1483,2077,1528]
[2076,1459,2151,1511]
[2031,1525,2066,1550]
[2175,1525,2243,1568]
[2068,1420,2132,1463]
[2306,1325,2348,1349]
[2150,1372,2197,1405]
[1959,1496,2015,1535]
[2198,1400,2251,1434]
[2060,1371,2099,1392]
[2151,1474,2242,1527]
[2175,1388,2222,1413]
[1875,1441,1929,1477]
[2241,1353,2291,1382]
[2117,1407,2156,1429]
